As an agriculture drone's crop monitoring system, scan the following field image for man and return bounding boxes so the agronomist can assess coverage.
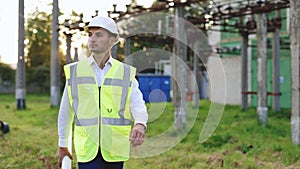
[58,15,148,169]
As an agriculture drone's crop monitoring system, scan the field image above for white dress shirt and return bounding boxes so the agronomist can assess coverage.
[58,56,148,147]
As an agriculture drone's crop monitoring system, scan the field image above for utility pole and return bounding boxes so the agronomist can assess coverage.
[256,13,268,126]
[74,47,78,62]
[272,10,281,112]
[290,0,300,145]
[64,32,72,63]
[193,40,200,108]
[111,44,118,59]
[16,0,26,109]
[173,4,187,130]
[241,31,249,111]
[50,0,60,106]
[124,38,133,65]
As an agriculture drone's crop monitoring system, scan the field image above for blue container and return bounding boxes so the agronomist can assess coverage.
[142,90,150,103]
[148,89,168,102]
[137,75,171,103]
[150,77,161,90]
[137,76,150,91]
[160,77,171,91]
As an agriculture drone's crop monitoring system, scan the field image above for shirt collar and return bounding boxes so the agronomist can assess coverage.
[88,55,114,67]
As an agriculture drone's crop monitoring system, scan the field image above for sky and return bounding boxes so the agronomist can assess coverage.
[0,0,154,66]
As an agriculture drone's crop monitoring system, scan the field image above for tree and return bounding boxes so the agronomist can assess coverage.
[25,10,52,93]
[25,7,66,94]
[0,62,15,85]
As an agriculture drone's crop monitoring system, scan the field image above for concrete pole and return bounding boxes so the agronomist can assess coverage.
[193,40,200,108]
[50,0,61,106]
[111,44,118,59]
[241,32,249,111]
[171,44,178,107]
[124,38,133,65]
[74,47,78,62]
[272,10,281,112]
[65,33,72,63]
[174,4,187,130]
[290,0,300,145]
[16,0,26,109]
[256,13,268,126]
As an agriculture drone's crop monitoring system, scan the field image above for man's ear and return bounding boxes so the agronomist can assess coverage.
[110,36,116,44]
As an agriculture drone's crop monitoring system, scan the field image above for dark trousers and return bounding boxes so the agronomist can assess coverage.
[78,149,124,169]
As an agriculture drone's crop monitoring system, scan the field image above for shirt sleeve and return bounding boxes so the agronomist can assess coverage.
[130,78,148,128]
[57,84,74,147]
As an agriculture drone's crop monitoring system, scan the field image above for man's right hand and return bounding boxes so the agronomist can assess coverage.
[58,147,73,168]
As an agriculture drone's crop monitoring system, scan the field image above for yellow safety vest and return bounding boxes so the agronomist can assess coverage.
[64,58,136,162]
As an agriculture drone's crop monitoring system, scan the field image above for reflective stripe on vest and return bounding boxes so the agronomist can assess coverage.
[102,64,132,126]
[69,64,98,126]
[68,63,132,126]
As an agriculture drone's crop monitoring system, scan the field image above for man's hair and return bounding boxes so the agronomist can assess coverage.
[108,32,118,38]
[88,27,117,38]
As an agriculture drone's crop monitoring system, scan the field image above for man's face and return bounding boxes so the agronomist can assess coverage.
[88,27,115,54]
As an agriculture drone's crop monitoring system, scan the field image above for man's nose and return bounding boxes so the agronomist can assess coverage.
[89,34,96,41]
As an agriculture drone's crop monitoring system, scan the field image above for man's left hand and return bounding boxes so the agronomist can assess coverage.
[130,123,146,147]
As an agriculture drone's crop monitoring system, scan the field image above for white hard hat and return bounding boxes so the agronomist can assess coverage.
[88,15,118,35]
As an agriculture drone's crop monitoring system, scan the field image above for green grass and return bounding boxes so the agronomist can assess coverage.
[0,94,300,169]
[0,94,60,169]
